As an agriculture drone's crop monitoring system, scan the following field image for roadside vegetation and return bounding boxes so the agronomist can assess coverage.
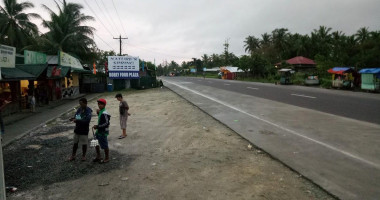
[156,27,380,88]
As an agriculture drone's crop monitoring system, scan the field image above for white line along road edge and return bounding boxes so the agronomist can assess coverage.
[164,79,380,169]
[247,87,259,90]
[291,94,316,99]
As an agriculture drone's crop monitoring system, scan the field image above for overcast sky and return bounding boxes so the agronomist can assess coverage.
[24,0,380,64]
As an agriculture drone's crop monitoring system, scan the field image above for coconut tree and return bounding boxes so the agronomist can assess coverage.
[0,0,40,51]
[40,0,96,61]
[244,35,260,55]
[271,28,290,60]
[355,27,370,44]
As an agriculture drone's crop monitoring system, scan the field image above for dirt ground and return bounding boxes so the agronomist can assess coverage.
[4,88,334,200]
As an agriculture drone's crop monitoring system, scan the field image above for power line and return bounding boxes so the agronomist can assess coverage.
[94,0,121,35]
[94,32,116,52]
[128,43,190,60]
[111,0,128,37]
[99,0,122,35]
[83,0,115,38]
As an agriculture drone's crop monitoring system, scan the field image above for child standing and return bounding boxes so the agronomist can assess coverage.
[30,94,36,113]
[93,98,111,163]
[115,93,130,139]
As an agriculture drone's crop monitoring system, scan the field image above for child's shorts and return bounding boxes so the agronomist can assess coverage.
[96,134,108,149]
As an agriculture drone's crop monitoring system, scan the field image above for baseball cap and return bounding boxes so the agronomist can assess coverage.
[97,98,107,105]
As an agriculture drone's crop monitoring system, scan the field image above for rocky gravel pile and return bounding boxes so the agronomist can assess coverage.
[3,114,133,193]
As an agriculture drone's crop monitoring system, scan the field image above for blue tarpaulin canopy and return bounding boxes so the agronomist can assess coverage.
[359,68,380,78]
[359,68,380,74]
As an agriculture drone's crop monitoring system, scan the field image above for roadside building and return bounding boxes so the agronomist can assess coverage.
[359,68,380,92]
[220,66,243,80]
[275,56,316,73]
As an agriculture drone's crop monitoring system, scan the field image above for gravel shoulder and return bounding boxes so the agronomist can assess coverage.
[4,88,334,200]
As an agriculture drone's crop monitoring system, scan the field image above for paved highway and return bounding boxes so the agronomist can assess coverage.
[168,76,380,124]
[163,76,380,200]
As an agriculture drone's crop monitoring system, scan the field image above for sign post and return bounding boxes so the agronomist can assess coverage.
[0,44,16,81]
[58,51,83,69]
[107,56,140,79]
[24,50,46,64]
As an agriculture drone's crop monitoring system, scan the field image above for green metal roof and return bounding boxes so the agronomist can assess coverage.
[1,67,36,80]
[72,68,92,74]
[15,64,48,77]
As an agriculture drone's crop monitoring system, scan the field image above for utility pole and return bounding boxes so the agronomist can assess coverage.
[113,35,128,56]
[0,141,5,200]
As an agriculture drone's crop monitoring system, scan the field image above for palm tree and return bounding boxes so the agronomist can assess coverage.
[260,33,271,46]
[40,0,95,61]
[311,26,332,57]
[271,28,290,60]
[201,54,209,68]
[355,27,369,44]
[0,0,40,51]
[244,35,260,54]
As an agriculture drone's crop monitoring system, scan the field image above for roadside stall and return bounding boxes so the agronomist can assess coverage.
[278,68,294,84]
[220,66,243,80]
[1,68,36,114]
[359,68,380,92]
[327,67,358,89]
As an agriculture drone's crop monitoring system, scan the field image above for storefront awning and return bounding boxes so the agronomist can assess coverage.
[71,68,92,74]
[15,64,48,78]
[1,67,36,80]
[47,66,71,79]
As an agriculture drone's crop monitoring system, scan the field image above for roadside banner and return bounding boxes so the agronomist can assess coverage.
[0,44,16,68]
[58,51,83,69]
[107,56,140,79]
[24,50,47,64]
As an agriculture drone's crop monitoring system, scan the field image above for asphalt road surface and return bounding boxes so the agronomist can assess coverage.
[163,76,380,200]
[167,77,380,125]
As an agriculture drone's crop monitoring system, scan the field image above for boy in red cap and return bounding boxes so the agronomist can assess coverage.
[93,98,111,163]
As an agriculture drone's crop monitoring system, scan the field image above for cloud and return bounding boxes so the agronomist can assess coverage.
[11,0,380,64]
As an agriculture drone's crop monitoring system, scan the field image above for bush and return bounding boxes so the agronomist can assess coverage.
[293,72,306,85]
[320,78,332,88]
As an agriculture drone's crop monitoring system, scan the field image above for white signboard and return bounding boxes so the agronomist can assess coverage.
[108,56,140,79]
[0,44,16,68]
[59,51,83,69]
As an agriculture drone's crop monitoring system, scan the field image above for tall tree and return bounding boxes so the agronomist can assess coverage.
[355,27,370,44]
[0,0,40,51]
[40,0,96,62]
[244,35,260,55]
[271,28,290,60]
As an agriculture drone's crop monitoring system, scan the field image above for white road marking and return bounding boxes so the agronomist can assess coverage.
[164,80,380,169]
[224,84,231,85]
[247,87,259,90]
[291,94,316,99]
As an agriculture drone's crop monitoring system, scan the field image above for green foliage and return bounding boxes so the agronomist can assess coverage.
[0,0,40,52]
[320,78,332,89]
[39,0,96,62]
[292,72,306,85]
